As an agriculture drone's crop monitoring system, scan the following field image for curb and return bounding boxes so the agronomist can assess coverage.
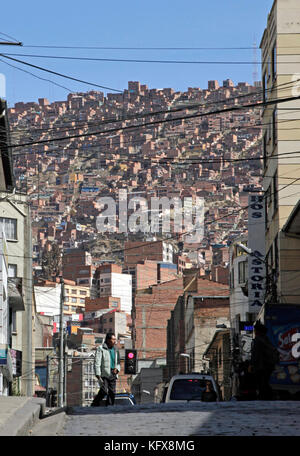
[30,409,67,436]
[0,398,46,436]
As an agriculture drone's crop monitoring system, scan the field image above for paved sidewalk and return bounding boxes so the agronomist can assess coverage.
[0,396,65,436]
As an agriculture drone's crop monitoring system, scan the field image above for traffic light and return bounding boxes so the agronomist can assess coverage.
[124,349,137,374]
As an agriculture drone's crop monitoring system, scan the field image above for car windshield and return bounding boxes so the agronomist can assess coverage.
[170,379,209,400]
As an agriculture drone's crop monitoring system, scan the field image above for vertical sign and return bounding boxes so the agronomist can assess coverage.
[248,192,265,309]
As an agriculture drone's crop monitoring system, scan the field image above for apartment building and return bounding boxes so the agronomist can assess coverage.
[261,0,300,304]
[62,248,95,289]
[64,283,90,315]
[94,264,132,315]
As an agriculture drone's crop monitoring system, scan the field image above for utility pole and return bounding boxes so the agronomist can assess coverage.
[46,355,50,406]
[58,277,65,408]
[64,332,67,407]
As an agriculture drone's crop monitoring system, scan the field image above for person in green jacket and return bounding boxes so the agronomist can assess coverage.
[91,332,121,406]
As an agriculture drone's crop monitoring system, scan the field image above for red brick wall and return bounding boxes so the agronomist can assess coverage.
[85,296,121,312]
[124,241,164,266]
[136,262,157,290]
[135,278,184,360]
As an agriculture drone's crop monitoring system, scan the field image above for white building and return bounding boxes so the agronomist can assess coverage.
[34,286,61,316]
[0,191,32,396]
[0,231,11,395]
[99,270,132,315]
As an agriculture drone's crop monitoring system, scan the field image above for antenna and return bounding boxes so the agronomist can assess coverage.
[253,36,258,85]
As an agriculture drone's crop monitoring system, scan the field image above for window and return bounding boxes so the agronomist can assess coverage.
[80,298,85,304]
[10,309,17,333]
[266,185,272,208]
[273,171,278,211]
[274,235,279,274]
[80,290,87,296]
[71,289,77,294]
[71,297,77,303]
[65,297,69,302]
[272,44,277,79]
[267,56,271,80]
[0,218,17,240]
[109,318,113,322]
[238,260,247,284]
[272,108,277,146]
[263,72,268,103]
[8,264,17,278]
[63,305,69,311]
[263,132,268,168]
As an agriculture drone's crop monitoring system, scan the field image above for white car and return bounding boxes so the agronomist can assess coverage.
[164,373,220,403]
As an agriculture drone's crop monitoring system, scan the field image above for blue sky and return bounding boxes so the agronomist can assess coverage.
[0,0,274,106]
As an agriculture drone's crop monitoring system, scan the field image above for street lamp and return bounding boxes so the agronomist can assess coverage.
[236,243,253,256]
[180,353,191,373]
[237,243,268,266]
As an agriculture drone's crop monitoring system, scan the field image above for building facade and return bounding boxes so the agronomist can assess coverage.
[261,0,300,305]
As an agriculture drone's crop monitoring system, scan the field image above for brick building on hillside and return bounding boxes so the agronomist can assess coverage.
[124,240,174,267]
[167,275,230,379]
[134,277,185,360]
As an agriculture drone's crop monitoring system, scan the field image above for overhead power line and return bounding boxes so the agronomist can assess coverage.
[0,58,74,92]
[4,52,300,65]
[19,43,300,50]
[0,53,123,93]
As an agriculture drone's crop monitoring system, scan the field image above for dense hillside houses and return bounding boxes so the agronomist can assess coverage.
[9,79,262,272]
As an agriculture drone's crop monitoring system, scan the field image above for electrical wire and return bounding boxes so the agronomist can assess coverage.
[5,52,300,66]
[0,53,123,93]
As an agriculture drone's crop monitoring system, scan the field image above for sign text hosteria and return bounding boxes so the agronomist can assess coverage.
[248,193,265,308]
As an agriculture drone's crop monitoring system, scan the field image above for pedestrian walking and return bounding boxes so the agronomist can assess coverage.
[249,321,279,400]
[91,332,121,407]
[238,360,257,400]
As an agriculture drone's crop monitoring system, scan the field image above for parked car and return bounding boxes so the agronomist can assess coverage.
[94,392,136,407]
[114,393,136,406]
[164,373,220,403]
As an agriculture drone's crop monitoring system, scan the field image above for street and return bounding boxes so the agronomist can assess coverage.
[45,401,300,437]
